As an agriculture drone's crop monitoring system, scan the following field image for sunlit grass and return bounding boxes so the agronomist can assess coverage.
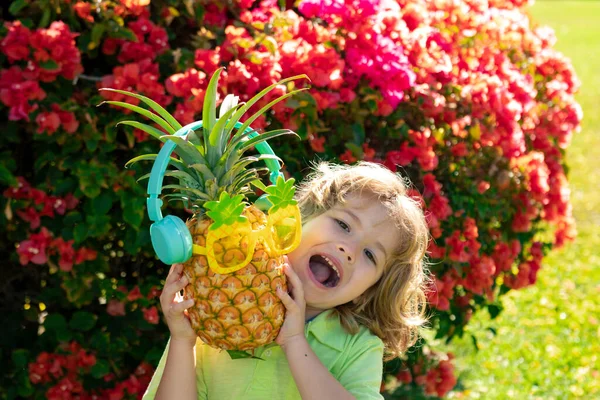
[441,2,600,399]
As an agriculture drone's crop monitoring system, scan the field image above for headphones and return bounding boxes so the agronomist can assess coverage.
[147,119,283,265]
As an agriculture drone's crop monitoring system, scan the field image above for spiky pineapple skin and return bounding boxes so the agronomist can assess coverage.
[182,205,288,351]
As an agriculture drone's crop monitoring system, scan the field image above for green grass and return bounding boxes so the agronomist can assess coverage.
[440,2,600,399]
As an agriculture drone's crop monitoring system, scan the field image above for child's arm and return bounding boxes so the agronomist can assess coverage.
[154,264,198,400]
[155,339,197,400]
[276,262,356,400]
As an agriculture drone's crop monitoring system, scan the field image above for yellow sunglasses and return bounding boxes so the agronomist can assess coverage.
[191,197,301,275]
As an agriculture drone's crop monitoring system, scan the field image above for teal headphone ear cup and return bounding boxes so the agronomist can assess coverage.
[150,215,193,264]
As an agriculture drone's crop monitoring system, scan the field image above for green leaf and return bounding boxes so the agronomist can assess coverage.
[488,304,503,319]
[73,223,88,244]
[0,163,17,186]
[109,27,137,41]
[17,372,34,397]
[11,349,30,368]
[9,0,28,15]
[44,314,67,332]
[38,60,59,71]
[99,101,175,135]
[123,198,145,229]
[91,191,113,215]
[90,359,111,379]
[39,8,51,28]
[351,123,365,145]
[226,350,264,360]
[89,24,106,49]
[69,311,97,331]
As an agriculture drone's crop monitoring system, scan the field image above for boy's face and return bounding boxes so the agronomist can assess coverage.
[287,193,400,319]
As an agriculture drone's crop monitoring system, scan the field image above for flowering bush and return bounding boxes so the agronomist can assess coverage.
[0,0,580,398]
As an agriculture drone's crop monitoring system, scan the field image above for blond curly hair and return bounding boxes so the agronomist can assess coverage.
[295,161,430,360]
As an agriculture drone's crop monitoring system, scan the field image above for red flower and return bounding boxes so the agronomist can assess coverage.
[127,286,143,302]
[36,110,61,135]
[1,21,31,62]
[75,247,97,264]
[29,22,83,82]
[339,149,357,164]
[309,134,326,153]
[51,237,77,271]
[73,2,94,22]
[0,66,46,121]
[143,306,159,324]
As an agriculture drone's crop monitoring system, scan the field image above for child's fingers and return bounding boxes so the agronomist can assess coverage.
[276,288,299,312]
[161,275,189,305]
[166,263,184,284]
[283,263,304,300]
[170,298,195,315]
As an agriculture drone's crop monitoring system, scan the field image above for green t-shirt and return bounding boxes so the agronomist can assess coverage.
[143,311,385,399]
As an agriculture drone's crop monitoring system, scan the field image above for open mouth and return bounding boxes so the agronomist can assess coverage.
[309,254,341,288]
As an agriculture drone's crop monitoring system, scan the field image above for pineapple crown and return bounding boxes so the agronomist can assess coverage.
[99,68,309,216]
[253,176,298,214]
[204,192,247,231]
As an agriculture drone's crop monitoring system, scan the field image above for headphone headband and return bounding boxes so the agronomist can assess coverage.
[147,120,283,222]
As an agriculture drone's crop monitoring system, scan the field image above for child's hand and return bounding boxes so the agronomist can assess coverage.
[275,257,306,348]
[159,263,196,347]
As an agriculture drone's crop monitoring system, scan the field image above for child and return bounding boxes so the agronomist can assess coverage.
[143,161,430,400]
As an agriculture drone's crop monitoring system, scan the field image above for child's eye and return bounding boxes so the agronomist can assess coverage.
[335,219,350,232]
[365,249,377,265]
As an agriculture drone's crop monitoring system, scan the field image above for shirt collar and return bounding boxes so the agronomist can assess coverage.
[305,310,346,352]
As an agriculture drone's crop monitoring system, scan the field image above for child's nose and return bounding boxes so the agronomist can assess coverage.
[338,246,353,262]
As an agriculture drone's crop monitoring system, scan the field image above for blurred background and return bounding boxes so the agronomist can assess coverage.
[443,1,600,398]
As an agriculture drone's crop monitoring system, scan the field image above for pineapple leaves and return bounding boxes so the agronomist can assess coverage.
[125,154,190,173]
[99,101,176,135]
[99,88,183,131]
[161,185,212,200]
[205,192,247,230]
[265,176,297,213]
[117,121,168,142]
[208,102,242,166]
[236,129,299,157]
[219,154,282,187]
[223,129,295,172]
[160,135,207,167]
[232,88,309,145]
[203,68,223,165]
[223,74,310,140]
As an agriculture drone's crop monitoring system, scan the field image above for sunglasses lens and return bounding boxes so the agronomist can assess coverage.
[213,233,252,269]
[269,214,300,253]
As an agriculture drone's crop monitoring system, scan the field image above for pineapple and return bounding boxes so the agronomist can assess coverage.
[101,68,307,351]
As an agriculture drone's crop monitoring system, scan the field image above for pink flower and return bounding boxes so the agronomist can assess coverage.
[16,207,41,229]
[17,228,53,265]
[107,300,126,317]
